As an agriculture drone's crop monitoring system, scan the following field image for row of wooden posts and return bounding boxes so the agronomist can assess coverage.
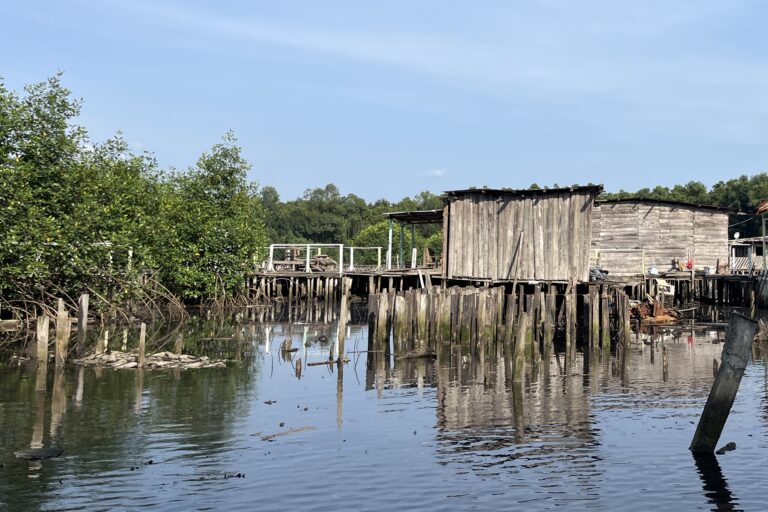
[250,275,348,304]
[625,275,757,308]
[34,294,148,369]
[367,284,632,371]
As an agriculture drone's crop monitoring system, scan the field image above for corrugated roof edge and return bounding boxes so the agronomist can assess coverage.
[442,185,604,197]
[597,198,740,214]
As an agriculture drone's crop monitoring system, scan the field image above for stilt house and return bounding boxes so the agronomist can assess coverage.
[441,186,603,283]
[591,198,732,277]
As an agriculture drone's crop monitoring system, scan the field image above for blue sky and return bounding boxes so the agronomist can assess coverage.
[3,0,767,201]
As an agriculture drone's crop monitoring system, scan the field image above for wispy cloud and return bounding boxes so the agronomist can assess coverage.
[106,0,768,120]
[426,169,446,178]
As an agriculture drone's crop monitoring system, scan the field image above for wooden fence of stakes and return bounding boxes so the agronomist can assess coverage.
[367,283,632,382]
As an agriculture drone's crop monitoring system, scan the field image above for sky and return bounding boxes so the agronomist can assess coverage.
[2,0,767,201]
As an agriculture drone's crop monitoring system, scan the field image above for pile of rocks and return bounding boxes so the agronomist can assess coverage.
[74,351,226,370]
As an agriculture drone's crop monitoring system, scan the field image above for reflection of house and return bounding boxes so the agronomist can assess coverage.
[591,199,732,277]
[442,186,602,282]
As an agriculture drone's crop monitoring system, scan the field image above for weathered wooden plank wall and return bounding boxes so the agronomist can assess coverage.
[445,190,596,282]
[591,202,729,276]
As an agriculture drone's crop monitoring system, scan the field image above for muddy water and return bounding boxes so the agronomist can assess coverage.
[1,320,768,511]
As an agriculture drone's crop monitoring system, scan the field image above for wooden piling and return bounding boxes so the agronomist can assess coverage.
[375,292,390,345]
[600,289,610,353]
[77,293,89,356]
[690,312,757,453]
[564,292,573,361]
[36,316,50,361]
[582,290,592,349]
[367,293,377,346]
[504,292,517,345]
[543,287,555,358]
[393,293,406,346]
[55,299,71,368]
[417,292,428,349]
[97,330,108,355]
[175,333,183,355]
[459,292,473,345]
[437,288,452,341]
[512,312,528,381]
[138,323,146,368]
[337,277,350,361]
[590,287,600,350]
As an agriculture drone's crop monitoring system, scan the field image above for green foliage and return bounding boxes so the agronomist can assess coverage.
[155,134,266,299]
[0,76,266,303]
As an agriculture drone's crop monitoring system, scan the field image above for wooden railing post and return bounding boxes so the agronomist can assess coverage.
[267,245,275,271]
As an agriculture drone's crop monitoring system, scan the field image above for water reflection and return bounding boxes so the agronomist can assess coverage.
[2,311,768,511]
[693,453,738,511]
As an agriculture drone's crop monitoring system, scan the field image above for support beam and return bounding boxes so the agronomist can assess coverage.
[387,219,393,270]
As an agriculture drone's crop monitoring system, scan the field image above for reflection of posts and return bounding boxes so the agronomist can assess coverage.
[32,365,47,449]
[336,361,343,430]
[511,379,525,443]
[135,368,143,415]
[50,368,67,437]
[74,367,85,406]
[692,452,737,510]
[690,312,757,452]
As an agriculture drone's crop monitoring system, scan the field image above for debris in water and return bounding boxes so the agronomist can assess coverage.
[716,442,736,455]
[264,400,277,405]
[258,426,317,442]
[14,447,63,460]
[397,349,437,360]
[74,351,226,370]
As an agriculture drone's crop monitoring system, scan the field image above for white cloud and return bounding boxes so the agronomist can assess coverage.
[427,169,446,178]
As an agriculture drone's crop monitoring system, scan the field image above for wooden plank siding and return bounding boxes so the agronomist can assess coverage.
[444,190,597,282]
[591,201,730,276]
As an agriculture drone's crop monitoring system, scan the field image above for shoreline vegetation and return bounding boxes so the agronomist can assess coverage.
[2,74,767,343]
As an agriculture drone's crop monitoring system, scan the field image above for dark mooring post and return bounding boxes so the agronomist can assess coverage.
[690,312,757,453]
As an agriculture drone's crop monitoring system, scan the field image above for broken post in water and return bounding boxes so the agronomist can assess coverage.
[690,312,757,453]
[55,299,71,368]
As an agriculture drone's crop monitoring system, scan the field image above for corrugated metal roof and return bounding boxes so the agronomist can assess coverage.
[382,209,444,224]
[442,185,603,198]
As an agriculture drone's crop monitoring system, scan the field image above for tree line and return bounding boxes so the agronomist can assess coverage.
[2,75,767,310]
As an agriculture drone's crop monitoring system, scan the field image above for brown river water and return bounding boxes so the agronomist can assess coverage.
[1,312,768,511]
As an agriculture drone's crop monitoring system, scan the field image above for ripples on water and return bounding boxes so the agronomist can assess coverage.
[2,320,768,511]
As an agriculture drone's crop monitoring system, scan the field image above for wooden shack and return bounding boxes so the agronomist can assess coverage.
[591,199,731,277]
[442,186,602,282]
